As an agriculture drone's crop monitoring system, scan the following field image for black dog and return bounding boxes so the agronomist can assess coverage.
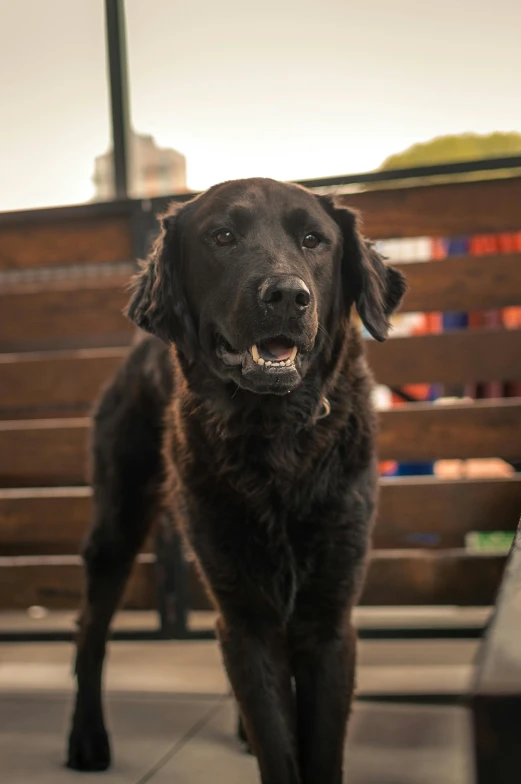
[67,178,406,782]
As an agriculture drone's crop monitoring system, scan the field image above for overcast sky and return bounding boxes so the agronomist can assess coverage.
[1,0,520,211]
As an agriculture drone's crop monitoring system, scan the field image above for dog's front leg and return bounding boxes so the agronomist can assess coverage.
[293,622,357,784]
[216,614,301,784]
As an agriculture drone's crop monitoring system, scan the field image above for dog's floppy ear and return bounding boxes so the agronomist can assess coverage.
[321,198,407,341]
[126,206,196,359]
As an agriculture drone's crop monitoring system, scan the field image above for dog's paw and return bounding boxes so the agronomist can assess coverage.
[66,726,111,771]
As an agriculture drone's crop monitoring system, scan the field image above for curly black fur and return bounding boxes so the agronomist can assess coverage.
[67,178,406,782]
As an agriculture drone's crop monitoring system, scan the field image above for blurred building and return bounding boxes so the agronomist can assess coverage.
[93,131,188,200]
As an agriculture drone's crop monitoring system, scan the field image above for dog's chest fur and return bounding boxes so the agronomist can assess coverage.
[167,396,375,620]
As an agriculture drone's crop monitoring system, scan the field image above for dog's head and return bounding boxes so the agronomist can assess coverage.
[127,178,406,396]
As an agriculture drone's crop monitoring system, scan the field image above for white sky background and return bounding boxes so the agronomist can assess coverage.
[0,0,520,211]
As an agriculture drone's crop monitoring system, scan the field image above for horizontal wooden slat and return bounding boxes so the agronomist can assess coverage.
[0,554,156,610]
[0,277,132,352]
[2,401,520,486]
[376,477,521,548]
[1,174,519,243]
[1,253,520,352]
[341,177,521,239]
[2,327,521,419]
[379,399,521,462]
[368,328,521,387]
[395,254,521,314]
[0,488,92,554]
[0,487,153,556]
[0,550,505,610]
[360,550,506,606]
[0,216,132,270]
[0,348,126,419]
[2,478,520,554]
[0,198,137,227]
[0,419,90,487]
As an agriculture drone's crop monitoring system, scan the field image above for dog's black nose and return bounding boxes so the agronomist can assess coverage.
[258,276,311,312]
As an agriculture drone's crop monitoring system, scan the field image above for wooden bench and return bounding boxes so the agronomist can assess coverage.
[472,518,521,783]
[0,172,520,628]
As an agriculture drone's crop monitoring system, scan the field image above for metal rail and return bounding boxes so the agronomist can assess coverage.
[105,0,131,199]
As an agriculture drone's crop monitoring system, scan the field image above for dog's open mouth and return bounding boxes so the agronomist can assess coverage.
[215,332,309,394]
[251,337,297,367]
[216,335,298,370]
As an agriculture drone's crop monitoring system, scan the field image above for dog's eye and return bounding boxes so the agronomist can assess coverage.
[214,229,236,246]
[302,233,321,249]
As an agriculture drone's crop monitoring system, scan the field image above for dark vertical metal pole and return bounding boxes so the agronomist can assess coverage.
[104,0,130,198]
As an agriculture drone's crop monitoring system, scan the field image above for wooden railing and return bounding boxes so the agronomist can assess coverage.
[0,171,520,617]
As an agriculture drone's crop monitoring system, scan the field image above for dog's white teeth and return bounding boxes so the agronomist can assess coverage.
[251,344,297,368]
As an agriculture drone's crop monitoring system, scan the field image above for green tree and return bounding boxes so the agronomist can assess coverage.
[379,132,521,170]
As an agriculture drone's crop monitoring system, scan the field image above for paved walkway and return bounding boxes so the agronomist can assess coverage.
[0,612,478,783]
